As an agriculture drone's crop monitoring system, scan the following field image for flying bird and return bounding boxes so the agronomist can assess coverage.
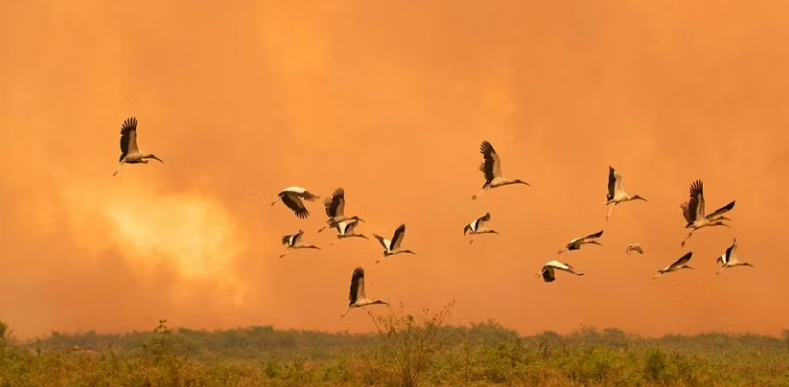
[557,230,604,254]
[279,230,321,258]
[318,188,364,232]
[463,212,499,244]
[373,224,416,263]
[329,219,369,246]
[341,267,389,319]
[472,141,529,200]
[625,243,644,255]
[605,166,646,220]
[270,187,320,219]
[679,180,735,247]
[537,260,584,283]
[653,252,694,279]
[716,238,754,275]
[113,117,163,176]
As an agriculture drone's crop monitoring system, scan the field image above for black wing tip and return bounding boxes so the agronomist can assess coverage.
[295,209,310,219]
[682,251,693,260]
[122,117,138,130]
[592,230,604,238]
[480,140,494,153]
[397,223,406,232]
[332,187,345,197]
[352,267,365,277]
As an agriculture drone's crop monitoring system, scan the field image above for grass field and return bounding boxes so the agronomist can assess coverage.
[1,303,788,387]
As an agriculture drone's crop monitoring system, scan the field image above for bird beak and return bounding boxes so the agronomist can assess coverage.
[152,155,164,163]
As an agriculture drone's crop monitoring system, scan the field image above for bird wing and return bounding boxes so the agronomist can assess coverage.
[391,224,406,251]
[679,202,693,224]
[476,212,491,229]
[545,260,572,271]
[325,188,346,218]
[345,220,360,234]
[281,234,292,246]
[281,193,309,219]
[334,221,347,235]
[584,230,604,241]
[349,267,365,304]
[541,266,556,282]
[479,141,502,183]
[687,180,705,222]
[706,200,735,220]
[463,224,472,234]
[296,190,319,202]
[293,231,303,246]
[372,234,390,250]
[669,252,693,269]
[725,238,737,263]
[606,167,617,201]
[119,117,138,161]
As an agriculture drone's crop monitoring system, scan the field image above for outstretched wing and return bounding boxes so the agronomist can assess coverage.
[607,167,617,201]
[584,230,604,240]
[345,220,360,234]
[119,117,138,161]
[479,141,502,183]
[679,202,692,224]
[670,251,693,269]
[391,224,407,251]
[293,231,303,246]
[372,234,390,250]
[541,266,556,282]
[325,188,346,218]
[724,238,737,263]
[349,267,366,304]
[477,212,492,229]
[687,180,705,222]
[281,234,292,246]
[706,200,735,220]
[281,193,309,219]
[297,190,320,202]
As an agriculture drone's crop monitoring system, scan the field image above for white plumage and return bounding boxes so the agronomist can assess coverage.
[653,252,694,279]
[463,212,499,244]
[271,187,320,219]
[680,180,735,247]
[340,267,388,319]
[716,238,754,275]
[373,224,416,263]
[113,117,163,176]
[605,166,646,221]
[557,230,604,254]
[279,230,321,258]
[472,141,530,200]
[537,260,584,283]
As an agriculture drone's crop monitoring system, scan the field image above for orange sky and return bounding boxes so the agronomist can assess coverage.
[1,0,788,339]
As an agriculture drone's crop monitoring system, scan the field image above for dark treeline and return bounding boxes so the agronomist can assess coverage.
[1,310,789,386]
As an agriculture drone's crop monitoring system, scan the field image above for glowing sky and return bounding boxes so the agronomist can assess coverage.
[0,0,787,339]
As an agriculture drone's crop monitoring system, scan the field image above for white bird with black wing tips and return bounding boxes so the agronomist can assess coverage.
[373,224,416,263]
[605,166,646,220]
[270,187,320,219]
[341,267,389,319]
[716,238,754,275]
[653,252,694,279]
[557,230,604,254]
[318,188,365,233]
[537,260,584,283]
[472,140,529,200]
[279,230,321,258]
[113,117,163,176]
[329,218,368,246]
[679,180,735,247]
[463,212,499,244]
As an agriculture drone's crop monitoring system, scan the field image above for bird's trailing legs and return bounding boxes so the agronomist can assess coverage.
[605,203,615,221]
[112,161,126,177]
[471,187,489,201]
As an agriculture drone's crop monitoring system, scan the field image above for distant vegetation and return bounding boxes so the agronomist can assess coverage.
[1,304,788,386]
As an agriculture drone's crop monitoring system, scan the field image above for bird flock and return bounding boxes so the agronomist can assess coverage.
[113,118,753,319]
